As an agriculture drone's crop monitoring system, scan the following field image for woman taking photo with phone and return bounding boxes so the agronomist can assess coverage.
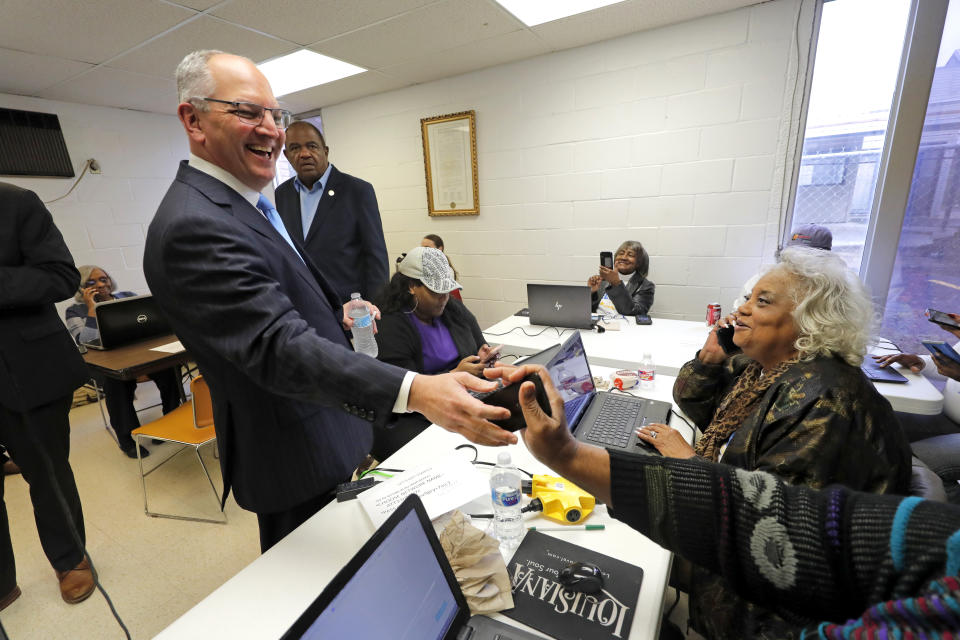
[587,240,655,316]
[64,265,182,458]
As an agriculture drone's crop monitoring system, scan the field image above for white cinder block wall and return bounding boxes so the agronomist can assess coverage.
[322,0,813,328]
[0,93,184,315]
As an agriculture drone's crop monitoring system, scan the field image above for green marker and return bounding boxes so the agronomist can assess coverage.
[527,524,605,531]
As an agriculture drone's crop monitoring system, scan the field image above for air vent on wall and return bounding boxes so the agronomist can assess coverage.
[0,108,74,177]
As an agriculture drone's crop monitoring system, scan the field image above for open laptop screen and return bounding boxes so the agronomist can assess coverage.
[545,333,595,429]
[297,509,459,640]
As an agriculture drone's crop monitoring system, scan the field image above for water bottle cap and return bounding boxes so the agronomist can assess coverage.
[350,292,362,300]
[497,451,512,466]
[642,352,652,359]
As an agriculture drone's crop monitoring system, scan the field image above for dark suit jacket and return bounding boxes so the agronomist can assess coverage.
[275,166,388,303]
[591,273,656,316]
[144,162,406,514]
[0,182,88,413]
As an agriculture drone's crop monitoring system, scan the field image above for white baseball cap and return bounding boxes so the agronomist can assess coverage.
[398,246,462,294]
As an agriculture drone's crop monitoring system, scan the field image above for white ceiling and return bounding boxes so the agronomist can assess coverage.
[0,0,764,116]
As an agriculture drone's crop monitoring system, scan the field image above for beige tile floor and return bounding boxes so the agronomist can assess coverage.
[0,383,703,640]
[0,383,259,639]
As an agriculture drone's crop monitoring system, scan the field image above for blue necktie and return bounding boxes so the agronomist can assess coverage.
[257,194,305,265]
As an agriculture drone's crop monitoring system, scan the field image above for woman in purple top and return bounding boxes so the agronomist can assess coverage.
[373,247,499,458]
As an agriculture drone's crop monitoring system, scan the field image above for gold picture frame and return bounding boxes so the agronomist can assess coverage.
[420,110,479,216]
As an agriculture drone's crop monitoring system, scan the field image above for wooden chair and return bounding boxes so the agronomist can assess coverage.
[130,375,225,524]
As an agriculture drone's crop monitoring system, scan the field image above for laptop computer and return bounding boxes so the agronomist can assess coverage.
[526,284,594,330]
[861,357,908,384]
[81,294,172,350]
[522,332,670,455]
[281,493,542,640]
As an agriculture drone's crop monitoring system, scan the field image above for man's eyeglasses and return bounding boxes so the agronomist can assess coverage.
[200,98,293,129]
[83,277,110,287]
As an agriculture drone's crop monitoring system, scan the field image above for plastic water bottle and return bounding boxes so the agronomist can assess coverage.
[639,352,655,390]
[348,293,378,357]
[490,452,523,548]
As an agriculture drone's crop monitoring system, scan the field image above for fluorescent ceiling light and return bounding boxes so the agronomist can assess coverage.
[494,0,628,27]
[258,50,366,97]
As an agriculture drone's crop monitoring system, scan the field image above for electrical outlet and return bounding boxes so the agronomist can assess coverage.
[88,158,101,174]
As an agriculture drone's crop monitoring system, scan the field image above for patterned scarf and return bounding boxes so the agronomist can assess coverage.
[694,357,799,461]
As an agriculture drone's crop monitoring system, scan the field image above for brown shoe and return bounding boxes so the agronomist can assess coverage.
[55,558,95,604]
[2,460,19,475]
[0,585,21,612]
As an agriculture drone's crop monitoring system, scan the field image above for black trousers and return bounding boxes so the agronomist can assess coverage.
[97,368,182,450]
[0,395,86,593]
[256,490,336,553]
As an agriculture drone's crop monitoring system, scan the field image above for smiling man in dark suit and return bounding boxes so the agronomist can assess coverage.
[275,121,388,303]
[145,50,513,552]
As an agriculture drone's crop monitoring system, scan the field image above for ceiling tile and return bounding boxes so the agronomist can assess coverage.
[212,0,436,46]
[381,29,550,85]
[0,48,94,95]
[279,72,410,113]
[531,0,755,50]
[0,0,194,63]
[312,0,522,69]
[106,16,297,79]
[37,67,178,115]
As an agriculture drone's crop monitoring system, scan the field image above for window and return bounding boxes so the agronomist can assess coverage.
[789,0,911,271]
[878,0,960,353]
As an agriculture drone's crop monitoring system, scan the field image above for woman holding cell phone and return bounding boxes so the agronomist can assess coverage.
[876,310,960,502]
[587,240,655,316]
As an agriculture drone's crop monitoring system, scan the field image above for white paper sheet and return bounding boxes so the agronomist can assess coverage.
[150,341,184,353]
[358,455,488,527]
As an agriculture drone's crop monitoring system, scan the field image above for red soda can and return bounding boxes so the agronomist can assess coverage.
[706,303,721,326]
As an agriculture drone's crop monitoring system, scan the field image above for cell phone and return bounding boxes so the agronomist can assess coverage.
[921,340,960,365]
[925,308,960,330]
[717,325,742,356]
[470,373,552,432]
[481,344,503,366]
[634,315,652,325]
[600,251,613,270]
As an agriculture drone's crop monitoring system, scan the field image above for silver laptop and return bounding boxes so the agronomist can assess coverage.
[527,284,594,329]
[81,294,172,350]
[522,332,669,456]
[281,493,542,640]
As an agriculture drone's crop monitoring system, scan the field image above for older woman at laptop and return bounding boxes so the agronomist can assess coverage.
[371,247,499,460]
[64,265,182,459]
[587,240,655,316]
[508,370,958,640]
[623,246,911,637]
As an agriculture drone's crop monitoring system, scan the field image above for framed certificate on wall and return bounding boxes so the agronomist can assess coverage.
[420,110,479,216]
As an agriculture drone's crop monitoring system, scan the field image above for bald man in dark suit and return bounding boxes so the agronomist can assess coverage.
[276,121,388,303]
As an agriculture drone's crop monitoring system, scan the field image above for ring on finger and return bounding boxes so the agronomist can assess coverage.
[650,431,657,439]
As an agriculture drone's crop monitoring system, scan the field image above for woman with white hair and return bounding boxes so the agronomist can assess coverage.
[64,265,182,459]
[634,246,911,639]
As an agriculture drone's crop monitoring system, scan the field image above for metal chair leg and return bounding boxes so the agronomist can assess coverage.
[91,379,118,446]
[139,440,226,524]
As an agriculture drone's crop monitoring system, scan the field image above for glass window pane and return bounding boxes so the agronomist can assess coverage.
[791,0,910,271]
[880,0,960,354]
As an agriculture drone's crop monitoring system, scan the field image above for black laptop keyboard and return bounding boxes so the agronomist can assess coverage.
[583,394,645,448]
